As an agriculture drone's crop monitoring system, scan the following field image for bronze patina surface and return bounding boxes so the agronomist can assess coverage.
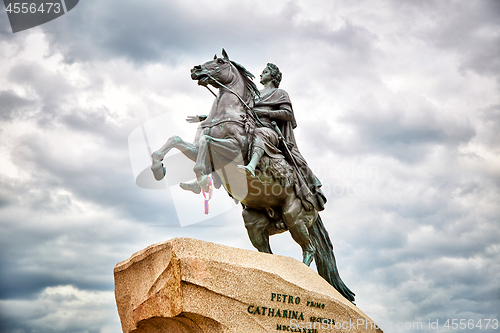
[151,50,355,303]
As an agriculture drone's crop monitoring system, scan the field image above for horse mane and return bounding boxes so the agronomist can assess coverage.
[230,60,260,104]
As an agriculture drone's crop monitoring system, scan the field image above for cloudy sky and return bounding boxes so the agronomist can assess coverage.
[0,0,499,332]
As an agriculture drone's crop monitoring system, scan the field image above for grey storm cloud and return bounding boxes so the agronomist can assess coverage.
[39,0,290,64]
[338,93,476,162]
[8,130,176,222]
[0,90,35,121]
[7,62,74,126]
[419,0,500,77]
[304,92,477,164]
[478,103,500,151]
[38,0,381,67]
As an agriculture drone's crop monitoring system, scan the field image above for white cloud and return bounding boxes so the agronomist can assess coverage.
[0,285,119,333]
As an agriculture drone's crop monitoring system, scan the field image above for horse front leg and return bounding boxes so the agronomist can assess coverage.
[193,133,216,192]
[193,134,241,192]
[151,135,199,180]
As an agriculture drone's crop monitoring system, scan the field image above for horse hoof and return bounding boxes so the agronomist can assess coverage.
[237,165,255,177]
[179,182,201,194]
[151,151,164,163]
[151,162,166,180]
[302,249,315,267]
[197,175,210,192]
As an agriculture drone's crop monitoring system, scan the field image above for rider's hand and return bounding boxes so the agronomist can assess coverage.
[186,115,207,123]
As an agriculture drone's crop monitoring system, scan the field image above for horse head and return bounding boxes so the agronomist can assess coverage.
[191,49,235,88]
[191,49,260,108]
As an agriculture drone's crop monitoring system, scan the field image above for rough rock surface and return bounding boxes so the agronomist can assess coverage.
[114,237,382,332]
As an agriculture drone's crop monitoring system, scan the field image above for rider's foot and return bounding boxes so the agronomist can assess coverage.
[179,181,201,194]
[237,164,256,177]
[151,162,166,180]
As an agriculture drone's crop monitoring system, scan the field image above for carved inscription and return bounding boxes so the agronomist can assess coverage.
[246,292,335,332]
[306,301,325,309]
[248,305,305,320]
[271,292,301,304]
[277,324,318,332]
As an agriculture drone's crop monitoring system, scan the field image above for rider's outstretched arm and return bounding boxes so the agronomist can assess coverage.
[186,115,208,123]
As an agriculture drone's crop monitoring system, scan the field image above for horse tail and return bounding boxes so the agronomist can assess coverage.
[309,215,356,303]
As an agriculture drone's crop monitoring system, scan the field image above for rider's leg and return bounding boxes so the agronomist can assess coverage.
[282,193,316,266]
[238,128,281,177]
[242,207,272,254]
[238,147,264,177]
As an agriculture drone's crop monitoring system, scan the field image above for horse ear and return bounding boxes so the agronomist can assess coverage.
[222,48,229,60]
[214,54,217,60]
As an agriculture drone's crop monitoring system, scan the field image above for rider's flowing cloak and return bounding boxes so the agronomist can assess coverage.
[253,88,327,212]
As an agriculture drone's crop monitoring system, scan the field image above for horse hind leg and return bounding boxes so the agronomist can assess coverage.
[243,207,272,254]
[282,194,318,266]
[297,208,318,266]
[151,135,199,180]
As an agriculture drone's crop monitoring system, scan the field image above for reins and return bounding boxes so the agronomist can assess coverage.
[207,73,253,111]
[198,63,270,129]
[200,119,245,129]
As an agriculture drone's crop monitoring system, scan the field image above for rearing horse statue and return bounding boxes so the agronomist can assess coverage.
[150,50,355,303]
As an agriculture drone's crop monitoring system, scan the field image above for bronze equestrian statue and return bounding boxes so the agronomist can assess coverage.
[150,49,355,303]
